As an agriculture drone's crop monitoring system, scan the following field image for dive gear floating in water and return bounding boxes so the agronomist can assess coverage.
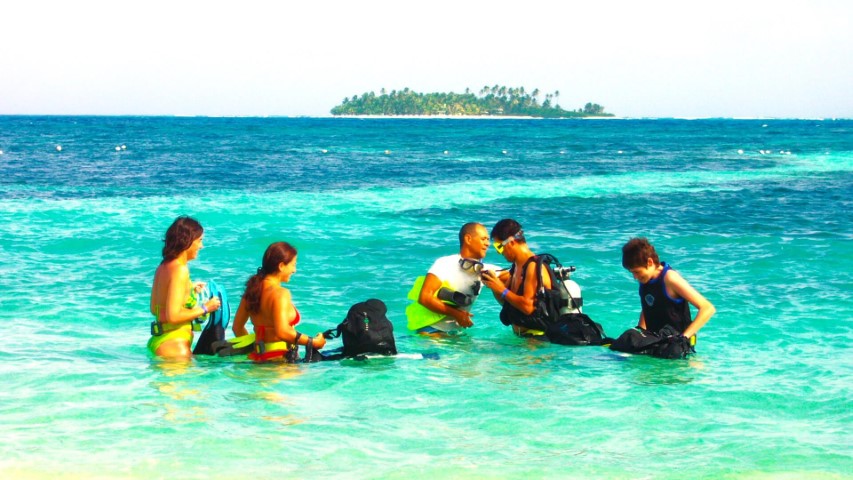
[191,280,231,356]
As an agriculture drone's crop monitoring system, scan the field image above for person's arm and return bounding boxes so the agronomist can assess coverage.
[160,266,202,324]
[273,289,326,348]
[159,266,221,325]
[481,269,511,303]
[501,262,543,315]
[232,297,249,337]
[418,273,473,327]
[150,278,158,317]
[493,270,512,302]
[637,311,647,330]
[665,270,715,338]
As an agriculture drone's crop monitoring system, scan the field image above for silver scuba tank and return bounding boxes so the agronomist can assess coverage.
[554,266,583,315]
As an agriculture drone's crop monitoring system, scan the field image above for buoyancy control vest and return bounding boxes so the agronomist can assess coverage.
[639,263,691,334]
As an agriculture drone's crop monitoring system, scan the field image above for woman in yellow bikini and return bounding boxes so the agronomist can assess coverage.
[148,216,221,359]
[232,241,325,362]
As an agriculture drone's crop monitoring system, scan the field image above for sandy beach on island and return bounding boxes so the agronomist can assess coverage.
[335,114,538,119]
[331,114,622,120]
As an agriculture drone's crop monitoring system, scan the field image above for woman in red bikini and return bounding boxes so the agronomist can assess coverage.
[232,241,326,362]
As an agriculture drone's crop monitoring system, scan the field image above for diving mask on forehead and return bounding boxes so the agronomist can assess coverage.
[493,230,523,254]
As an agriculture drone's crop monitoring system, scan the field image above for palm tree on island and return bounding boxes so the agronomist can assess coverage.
[330,85,613,118]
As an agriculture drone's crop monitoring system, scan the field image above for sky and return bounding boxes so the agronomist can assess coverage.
[1,0,851,118]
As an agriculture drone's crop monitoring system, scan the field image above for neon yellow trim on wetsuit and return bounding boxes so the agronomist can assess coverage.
[406,276,461,331]
[516,328,546,337]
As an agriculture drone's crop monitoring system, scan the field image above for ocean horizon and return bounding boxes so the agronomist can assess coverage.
[2,113,851,120]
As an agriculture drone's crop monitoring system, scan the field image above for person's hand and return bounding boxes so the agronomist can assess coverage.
[480,270,502,292]
[193,282,207,293]
[311,333,326,349]
[204,296,221,312]
[451,309,474,328]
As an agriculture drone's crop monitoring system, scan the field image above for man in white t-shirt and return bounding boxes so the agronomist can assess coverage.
[407,222,498,334]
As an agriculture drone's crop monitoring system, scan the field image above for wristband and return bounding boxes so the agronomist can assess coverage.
[501,288,509,299]
[201,304,208,315]
[294,332,304,345]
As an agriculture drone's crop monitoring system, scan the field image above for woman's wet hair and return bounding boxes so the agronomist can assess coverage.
[244,241,298,314]
[490,218,525,243]
[622,237,660,269]
[162,216,203,263]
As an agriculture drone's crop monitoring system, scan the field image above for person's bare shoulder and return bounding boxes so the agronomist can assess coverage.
[664,268,695,299]
[161,259,187,275]
[274,285,292,304]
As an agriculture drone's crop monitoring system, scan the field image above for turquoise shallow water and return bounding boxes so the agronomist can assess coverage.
[0,117,851,479]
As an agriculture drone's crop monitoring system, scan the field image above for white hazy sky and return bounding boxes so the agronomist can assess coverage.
[2,0,851,118]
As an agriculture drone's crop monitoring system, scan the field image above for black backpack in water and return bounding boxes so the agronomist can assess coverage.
[609,324,695,359]
[324,299,397,357]
[545,313,608,346]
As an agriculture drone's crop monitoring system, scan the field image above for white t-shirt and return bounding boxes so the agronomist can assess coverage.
[425,254,500,332]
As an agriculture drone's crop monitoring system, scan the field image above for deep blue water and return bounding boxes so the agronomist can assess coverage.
[0,116,851,479]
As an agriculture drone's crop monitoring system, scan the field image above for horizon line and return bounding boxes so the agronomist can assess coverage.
[0,114,850,121]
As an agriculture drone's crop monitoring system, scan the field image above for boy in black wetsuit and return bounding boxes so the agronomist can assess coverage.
[611,237,715,358]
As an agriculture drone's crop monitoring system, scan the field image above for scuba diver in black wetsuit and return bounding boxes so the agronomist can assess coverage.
[611,237,716,358]
[480,219,553,337]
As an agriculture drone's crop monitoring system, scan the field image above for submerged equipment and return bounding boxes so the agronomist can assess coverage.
[609,324,696,359]
[211,333,256,357]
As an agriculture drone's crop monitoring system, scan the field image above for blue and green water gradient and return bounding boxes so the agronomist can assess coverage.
[0,117,850,478]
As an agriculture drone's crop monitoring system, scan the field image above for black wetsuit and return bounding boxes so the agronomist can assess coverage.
[639,263,691,334]
[499,257,553,332]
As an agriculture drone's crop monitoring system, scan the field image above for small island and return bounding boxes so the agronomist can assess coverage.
[330,86,613,118]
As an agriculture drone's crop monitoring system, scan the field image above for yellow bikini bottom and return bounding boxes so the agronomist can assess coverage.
[147,324,192,355]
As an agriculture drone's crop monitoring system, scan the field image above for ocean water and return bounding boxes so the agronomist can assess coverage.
[0,116,851,479]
